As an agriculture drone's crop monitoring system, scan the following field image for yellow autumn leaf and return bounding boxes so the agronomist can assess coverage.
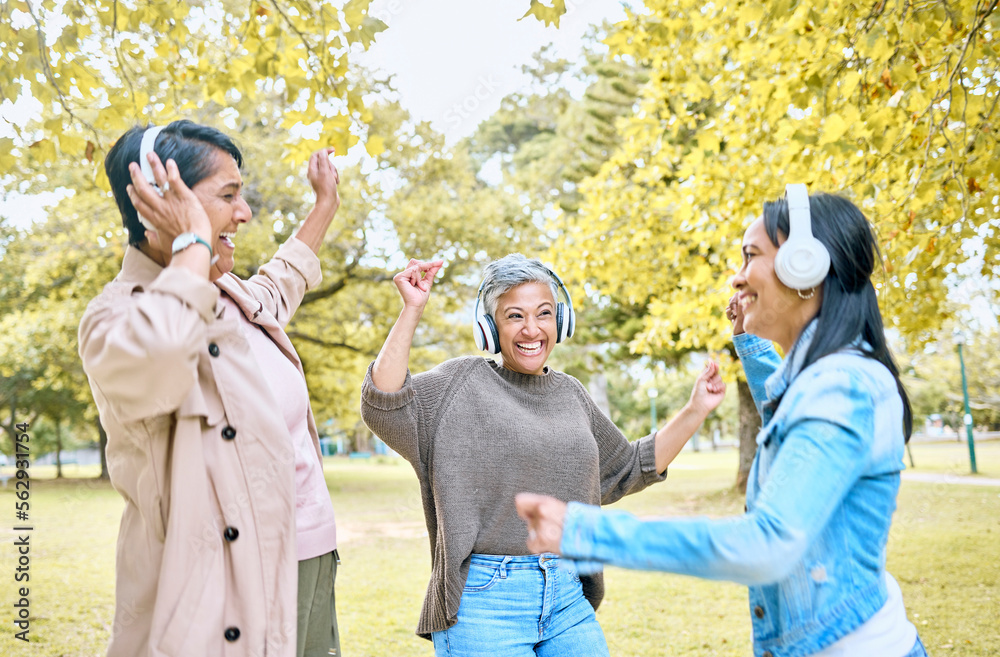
[818,113,848,146]
[364,135,386,157]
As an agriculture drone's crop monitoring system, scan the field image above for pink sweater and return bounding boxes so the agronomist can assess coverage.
[222,295,337,561]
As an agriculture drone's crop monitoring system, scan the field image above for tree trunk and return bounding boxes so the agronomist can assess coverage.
[353,424,371,454]
[98,417,110,480]
[735,377,761,494]
[55,417,63,479]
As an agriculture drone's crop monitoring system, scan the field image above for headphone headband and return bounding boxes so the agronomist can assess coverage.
[544,267,575,339]
[773,184,831,290]
[139,125,166,189]
[784,183,813,241]
[134,125,167,234]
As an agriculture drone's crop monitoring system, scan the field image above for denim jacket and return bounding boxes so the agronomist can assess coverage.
[561,322,907,657]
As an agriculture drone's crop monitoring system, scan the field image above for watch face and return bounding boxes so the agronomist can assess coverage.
[172,233,197,253]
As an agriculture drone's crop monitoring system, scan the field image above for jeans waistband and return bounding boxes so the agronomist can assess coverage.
[470,553,561,570]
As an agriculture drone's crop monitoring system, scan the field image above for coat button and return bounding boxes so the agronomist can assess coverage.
[221,426,236,440]
[208,342,220,357]
[224,627,240,642]
[224,526,239,542]
[754,605,765,619]
[763,652,773,657]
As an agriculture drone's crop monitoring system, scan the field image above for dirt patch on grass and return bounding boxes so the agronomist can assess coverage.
[337,520,428,544]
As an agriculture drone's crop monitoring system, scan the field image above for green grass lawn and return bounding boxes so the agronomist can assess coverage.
[902,439,1000,478]
[0,442,997,656]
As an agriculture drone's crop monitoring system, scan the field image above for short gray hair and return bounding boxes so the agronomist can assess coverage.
[480,254,559,317]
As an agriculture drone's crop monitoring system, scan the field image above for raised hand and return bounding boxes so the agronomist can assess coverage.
[726,293,745,336]
[687,360,726,417]
[393,259,445,312]
[307,147,340,216]
[372,258,446,393]
[126,152,212,253]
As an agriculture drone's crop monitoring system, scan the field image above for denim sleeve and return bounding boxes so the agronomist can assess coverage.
[732,333,782,418]
[561,369,875,585]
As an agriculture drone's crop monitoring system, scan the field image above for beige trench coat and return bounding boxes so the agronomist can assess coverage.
[79,238,325,657]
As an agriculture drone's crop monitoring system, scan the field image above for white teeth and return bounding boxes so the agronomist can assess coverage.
[220,232,235,238]
[517,341,542,353]
[740,295,757,311]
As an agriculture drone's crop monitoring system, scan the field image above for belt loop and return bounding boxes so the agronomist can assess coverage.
[499,556,511,579]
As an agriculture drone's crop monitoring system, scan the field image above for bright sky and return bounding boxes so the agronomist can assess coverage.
[357,0,631,141]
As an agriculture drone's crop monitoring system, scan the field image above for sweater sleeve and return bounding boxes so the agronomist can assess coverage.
[359,358,475,467]
[580,382,667,505]
[360,363,420,464]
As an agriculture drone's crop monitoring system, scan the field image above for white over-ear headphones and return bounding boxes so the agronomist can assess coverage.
[774,183,830,290]
[136,125,166,232]
[473,268,575,355]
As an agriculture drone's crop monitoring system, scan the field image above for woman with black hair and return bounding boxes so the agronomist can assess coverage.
[80,120,342,657]
[517,189,928,657]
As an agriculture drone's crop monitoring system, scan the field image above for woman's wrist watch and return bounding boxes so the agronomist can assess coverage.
[171,232,213,257]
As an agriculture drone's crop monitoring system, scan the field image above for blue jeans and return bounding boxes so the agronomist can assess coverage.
[432,554,610,657]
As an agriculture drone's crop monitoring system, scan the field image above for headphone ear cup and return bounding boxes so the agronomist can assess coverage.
[483,314,500,354]
[555,302,565,343]
[775,238,831,289]
[473,307,501,354]
[778,183,831,290]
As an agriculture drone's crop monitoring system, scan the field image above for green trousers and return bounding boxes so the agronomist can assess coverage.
[297,550,341,657]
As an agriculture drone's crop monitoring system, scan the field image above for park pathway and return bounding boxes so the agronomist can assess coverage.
[901,472,1000,487]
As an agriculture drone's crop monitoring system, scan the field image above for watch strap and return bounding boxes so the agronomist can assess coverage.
[171,232,213,257]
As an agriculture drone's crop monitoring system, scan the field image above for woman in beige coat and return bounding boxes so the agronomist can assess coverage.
[79,121,342,657]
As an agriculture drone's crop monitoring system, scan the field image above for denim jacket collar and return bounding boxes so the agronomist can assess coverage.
[763,318,819,413]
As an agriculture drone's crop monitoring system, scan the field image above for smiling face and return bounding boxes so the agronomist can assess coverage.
[733,218,822,353]
[494,281,559,376]
[192,150,252,281]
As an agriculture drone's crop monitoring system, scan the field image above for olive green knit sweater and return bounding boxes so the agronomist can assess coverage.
[360,356,666,639]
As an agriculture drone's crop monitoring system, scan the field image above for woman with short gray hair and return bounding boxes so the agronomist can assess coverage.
[360,253,725,656]
[479,253,560,317]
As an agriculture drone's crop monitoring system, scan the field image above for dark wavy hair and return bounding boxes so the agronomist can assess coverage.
[762,192,913,442]
[105,120,244,246]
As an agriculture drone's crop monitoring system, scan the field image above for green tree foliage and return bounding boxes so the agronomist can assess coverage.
[0,164,122,455]
[603,359,739,444]
[902,326,1000,431]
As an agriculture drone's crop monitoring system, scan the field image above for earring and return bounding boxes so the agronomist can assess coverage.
[797,288,816,300]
